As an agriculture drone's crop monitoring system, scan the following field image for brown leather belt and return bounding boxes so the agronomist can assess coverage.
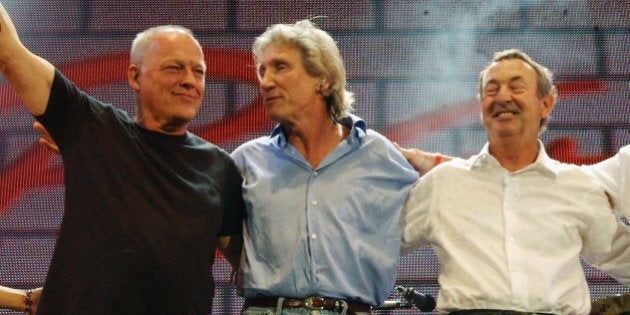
[449,310,555,315]
[244,296,372,314]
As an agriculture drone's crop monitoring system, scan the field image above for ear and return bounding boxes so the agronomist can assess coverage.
[322,80,330,91]
[318,78,330,92]
[540,92,555,119]
[128,64,141,92]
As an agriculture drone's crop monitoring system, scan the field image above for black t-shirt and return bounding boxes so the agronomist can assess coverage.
[35,70,245,314]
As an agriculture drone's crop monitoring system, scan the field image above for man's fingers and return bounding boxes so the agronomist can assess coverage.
[33,121,52,139]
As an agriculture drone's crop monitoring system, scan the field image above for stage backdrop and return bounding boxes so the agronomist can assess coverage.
[1,1,628,314]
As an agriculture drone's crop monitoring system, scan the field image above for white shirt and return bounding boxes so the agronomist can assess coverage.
[582,144,630,287]
[401,142,618,315]
[588,219,630,287]
[587,144,630,217]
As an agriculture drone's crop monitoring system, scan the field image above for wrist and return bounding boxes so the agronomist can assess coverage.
[23,289,33,315]
[433,153,442,167]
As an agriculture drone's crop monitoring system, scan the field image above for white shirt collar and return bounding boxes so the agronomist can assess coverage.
[470,140,559,179]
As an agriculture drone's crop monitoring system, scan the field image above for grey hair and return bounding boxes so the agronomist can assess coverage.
[252,19,354,122]
[478,49,557,132]
[130,25,198,65]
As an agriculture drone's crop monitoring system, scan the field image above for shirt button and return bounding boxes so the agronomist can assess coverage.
[312,200,318,206]
[313,171,318,176]
[311,233,318,240]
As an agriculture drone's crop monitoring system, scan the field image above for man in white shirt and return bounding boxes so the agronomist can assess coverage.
[400,49,621,315]
[397,82,630,292]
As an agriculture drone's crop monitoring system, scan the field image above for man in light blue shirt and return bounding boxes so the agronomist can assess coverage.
[231,20,419,315]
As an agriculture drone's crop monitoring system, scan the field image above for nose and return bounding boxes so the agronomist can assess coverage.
[259,71,275,92]
[181,68,200,89]
[494,85,512,102]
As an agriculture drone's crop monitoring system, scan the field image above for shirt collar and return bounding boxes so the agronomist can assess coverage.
[471,139,558,178]
[268,113,367,149]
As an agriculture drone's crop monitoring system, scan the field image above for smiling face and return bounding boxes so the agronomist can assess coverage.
[128,30,206,134]
[480,58,554,143]
[257,43,325,124]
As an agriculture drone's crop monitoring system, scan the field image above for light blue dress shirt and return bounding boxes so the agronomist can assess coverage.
[231,114,419,306]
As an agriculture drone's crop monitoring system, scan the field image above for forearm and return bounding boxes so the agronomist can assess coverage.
[395,143,454,175]
[414,151,452,174]
[0,286,28,311]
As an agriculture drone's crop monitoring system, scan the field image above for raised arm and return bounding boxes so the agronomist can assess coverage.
[0,2,55,116]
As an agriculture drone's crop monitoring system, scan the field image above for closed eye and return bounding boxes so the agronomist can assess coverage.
[483,87,498,96]
[510,85,526,93]
[164,64,183,72]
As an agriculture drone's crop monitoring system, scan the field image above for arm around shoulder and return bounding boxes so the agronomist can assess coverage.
[0,2,55,116]
[393,142,453,176]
